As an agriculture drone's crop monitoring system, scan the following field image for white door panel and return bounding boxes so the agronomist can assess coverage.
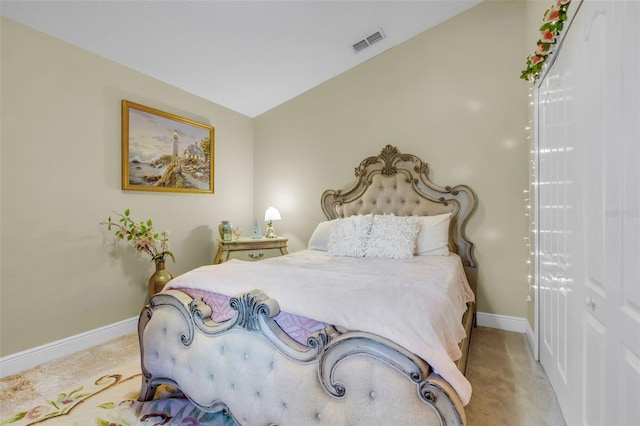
[621,347,640,425]
[617,2,640,423]
[582,5,612,423]
[538,68,577,421]
[538,1,639,425]
[583,313,606,426]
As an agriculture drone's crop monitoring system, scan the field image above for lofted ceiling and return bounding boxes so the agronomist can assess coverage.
[1,0,482,117]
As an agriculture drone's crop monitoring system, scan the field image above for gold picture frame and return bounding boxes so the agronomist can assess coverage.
[121,100,215,194]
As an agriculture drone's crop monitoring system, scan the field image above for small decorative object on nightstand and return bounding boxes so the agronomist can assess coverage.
[264,206,281,239]
[213,237,288,264]
[218,220,234,241]
[233,227,242,240]
[252,218,263,239]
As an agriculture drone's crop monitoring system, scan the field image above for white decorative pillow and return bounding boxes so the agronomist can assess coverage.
[308,220,332,251]
[415,213,451,256]
[327,215,373,257]
[365,214,420,259]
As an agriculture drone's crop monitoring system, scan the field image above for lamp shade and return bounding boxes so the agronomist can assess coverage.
[264,206,281,222]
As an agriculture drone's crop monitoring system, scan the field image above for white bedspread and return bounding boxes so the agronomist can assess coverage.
[165,250,475,405]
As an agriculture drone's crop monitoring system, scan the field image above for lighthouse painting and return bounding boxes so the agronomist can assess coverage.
[122,100,215,194]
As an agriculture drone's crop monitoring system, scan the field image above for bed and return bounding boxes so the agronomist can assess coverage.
[137,145,478,425]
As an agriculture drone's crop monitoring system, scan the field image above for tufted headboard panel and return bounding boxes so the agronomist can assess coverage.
[321,145,478,292]
[331,172,456,218]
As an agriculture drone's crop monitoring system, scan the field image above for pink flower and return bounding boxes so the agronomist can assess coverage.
[541,29,557,43]
[136,239,153,254]
[546,7,561,22]
[536,43,551,56]
[530,55,544,66]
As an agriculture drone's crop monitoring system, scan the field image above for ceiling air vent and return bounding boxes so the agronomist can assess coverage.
[352,29,386,53]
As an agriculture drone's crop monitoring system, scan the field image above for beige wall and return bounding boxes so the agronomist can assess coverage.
[1,0,535,357]
[0,17,255,356]
[253,0,531,318]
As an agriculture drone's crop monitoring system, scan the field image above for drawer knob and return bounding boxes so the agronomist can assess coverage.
[249,252,264,259]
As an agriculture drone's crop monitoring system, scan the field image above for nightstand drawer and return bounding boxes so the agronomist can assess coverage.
[228,248,283,262]
[213,237,289,264]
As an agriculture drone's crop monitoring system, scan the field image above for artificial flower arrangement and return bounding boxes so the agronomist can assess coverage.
[102,208,175,263]
[521,0,572,81]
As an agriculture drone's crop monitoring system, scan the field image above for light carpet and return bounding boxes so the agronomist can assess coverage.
[0,327,565,425]
[0,333,233,425]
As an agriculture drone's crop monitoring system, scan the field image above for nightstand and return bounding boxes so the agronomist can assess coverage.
[213,237,289,264]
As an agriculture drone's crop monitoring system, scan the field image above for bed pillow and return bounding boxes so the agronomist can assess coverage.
[364,214,420,259]
[415,213,451,256]
[327,215,373,257]
[308,220,333,251]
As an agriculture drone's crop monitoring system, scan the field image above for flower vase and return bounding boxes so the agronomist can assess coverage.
[148,260,173,298]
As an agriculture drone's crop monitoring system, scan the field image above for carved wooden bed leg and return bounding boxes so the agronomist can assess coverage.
[137,305,157,402]
[138,376,158,402]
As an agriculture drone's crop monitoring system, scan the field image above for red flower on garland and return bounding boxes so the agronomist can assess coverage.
[546,5,562,22]
[530,55,544,66]
[541,28,557,43]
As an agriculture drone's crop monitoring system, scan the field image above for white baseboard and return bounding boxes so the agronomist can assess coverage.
[476,311,528,333]
[0,316,138,378]
[0,312,533,378]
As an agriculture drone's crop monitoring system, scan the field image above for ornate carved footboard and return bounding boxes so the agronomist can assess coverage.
[138,289,467,425]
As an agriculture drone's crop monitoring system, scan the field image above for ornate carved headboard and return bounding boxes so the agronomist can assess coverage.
[321,145,478,292]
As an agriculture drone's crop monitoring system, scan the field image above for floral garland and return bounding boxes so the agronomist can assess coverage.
[521,0,572,81]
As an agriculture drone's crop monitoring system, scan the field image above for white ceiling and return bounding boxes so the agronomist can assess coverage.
[1,0,481,117]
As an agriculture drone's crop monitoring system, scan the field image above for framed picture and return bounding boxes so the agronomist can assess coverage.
[121,100,215,194]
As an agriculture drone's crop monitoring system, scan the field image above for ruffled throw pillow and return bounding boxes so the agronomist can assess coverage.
[365,214,420,259]
[327,215,373,257]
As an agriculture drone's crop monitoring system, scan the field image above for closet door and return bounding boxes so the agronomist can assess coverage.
[538,1,640,424]
[538,4,587,421]
[612,3,640,424]
[580,2,616,425]
[580,2,640,425]
[538,70,578,423]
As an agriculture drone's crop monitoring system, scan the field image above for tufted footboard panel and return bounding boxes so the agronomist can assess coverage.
[138,290,466,425]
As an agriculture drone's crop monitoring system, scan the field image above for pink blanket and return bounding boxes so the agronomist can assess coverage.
[166,250,474,404]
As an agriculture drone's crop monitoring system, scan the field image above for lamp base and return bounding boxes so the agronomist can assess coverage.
[265,222,276,239]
